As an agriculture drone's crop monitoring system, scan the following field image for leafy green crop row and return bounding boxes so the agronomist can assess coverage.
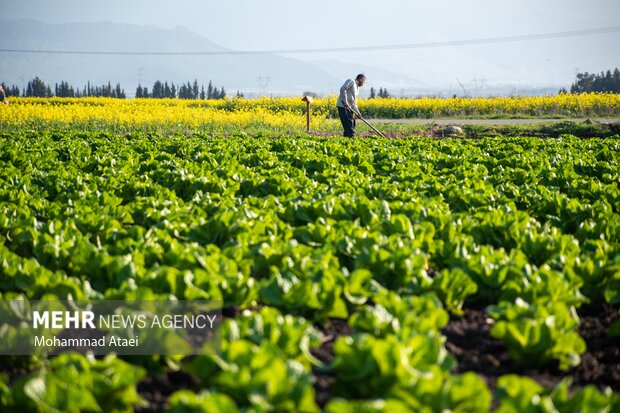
[0,131,619,411]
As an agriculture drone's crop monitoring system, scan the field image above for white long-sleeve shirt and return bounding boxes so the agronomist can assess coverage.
[337,79,359,111]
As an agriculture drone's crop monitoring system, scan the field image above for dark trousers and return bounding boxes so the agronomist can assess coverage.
[337,106,356,137]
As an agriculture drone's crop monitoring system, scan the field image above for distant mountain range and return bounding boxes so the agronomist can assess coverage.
[0,19,422,97]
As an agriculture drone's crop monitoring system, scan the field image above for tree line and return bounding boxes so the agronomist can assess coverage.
[1,78,239,99]
[562,68,620,94]
[570,68,620,93]
[5,70,620,99]
[369,87,390,98]
[136,80,228,99]
[2,77,126,98]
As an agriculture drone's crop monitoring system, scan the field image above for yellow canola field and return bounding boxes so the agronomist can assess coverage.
[1,94,618,132]
[355,93,620,118]
[184,93,620,118]
[0,97,323,132]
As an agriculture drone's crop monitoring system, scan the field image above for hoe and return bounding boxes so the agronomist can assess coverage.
[345,104,387,138]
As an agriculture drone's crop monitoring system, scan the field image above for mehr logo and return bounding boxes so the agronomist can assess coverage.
[33,311,96,329]
[0,300,223,356]
[32,310,218,329]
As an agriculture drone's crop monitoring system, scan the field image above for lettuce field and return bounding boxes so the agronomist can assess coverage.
[0,97,619,412]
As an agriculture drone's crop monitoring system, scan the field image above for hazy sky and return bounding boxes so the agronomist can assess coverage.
[4,0,620,89]
[5,0,619,49]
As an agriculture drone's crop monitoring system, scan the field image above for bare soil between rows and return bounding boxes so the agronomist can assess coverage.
[442,301,620,393]
[305,301,620,409]
[368,118,620,125]
[134,301,619,411]
[310,318,354,407]
[2,301,617,411]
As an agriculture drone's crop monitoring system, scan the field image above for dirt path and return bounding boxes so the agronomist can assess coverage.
[368,118,620,125]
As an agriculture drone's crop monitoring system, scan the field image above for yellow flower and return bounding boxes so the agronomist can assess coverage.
[1,93,618,132]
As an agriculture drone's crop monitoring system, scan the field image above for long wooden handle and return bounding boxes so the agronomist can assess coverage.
[357,115,387,138]
[347,106,386,138]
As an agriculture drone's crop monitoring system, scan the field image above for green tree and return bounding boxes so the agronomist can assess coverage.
[113,83,126,99]
[192,79,199,99]
[207,81,213,99]
[55,81,75,97]
[4,84,20,97]
[26,77,49,97]
[152,81,164,98]
[570,67,620,93]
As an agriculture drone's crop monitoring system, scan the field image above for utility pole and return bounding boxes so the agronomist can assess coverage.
[257,75,271,97]
[138,67,145,86]
[472,78,486,97]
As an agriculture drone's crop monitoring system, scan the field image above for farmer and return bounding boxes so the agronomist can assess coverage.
[337,74,366,137]
[0,85,8,105]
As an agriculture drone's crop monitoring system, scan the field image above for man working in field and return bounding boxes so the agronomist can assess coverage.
[337,74,366,137]
[0,85,8,105]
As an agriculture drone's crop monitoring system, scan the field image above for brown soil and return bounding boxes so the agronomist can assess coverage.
[4,302,615,412]
[442,301,620,392]
[135,370,200,413]
[310,318,353,407]
[573,302,620,389]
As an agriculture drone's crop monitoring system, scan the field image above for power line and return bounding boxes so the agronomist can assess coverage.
[0,26,618,56]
